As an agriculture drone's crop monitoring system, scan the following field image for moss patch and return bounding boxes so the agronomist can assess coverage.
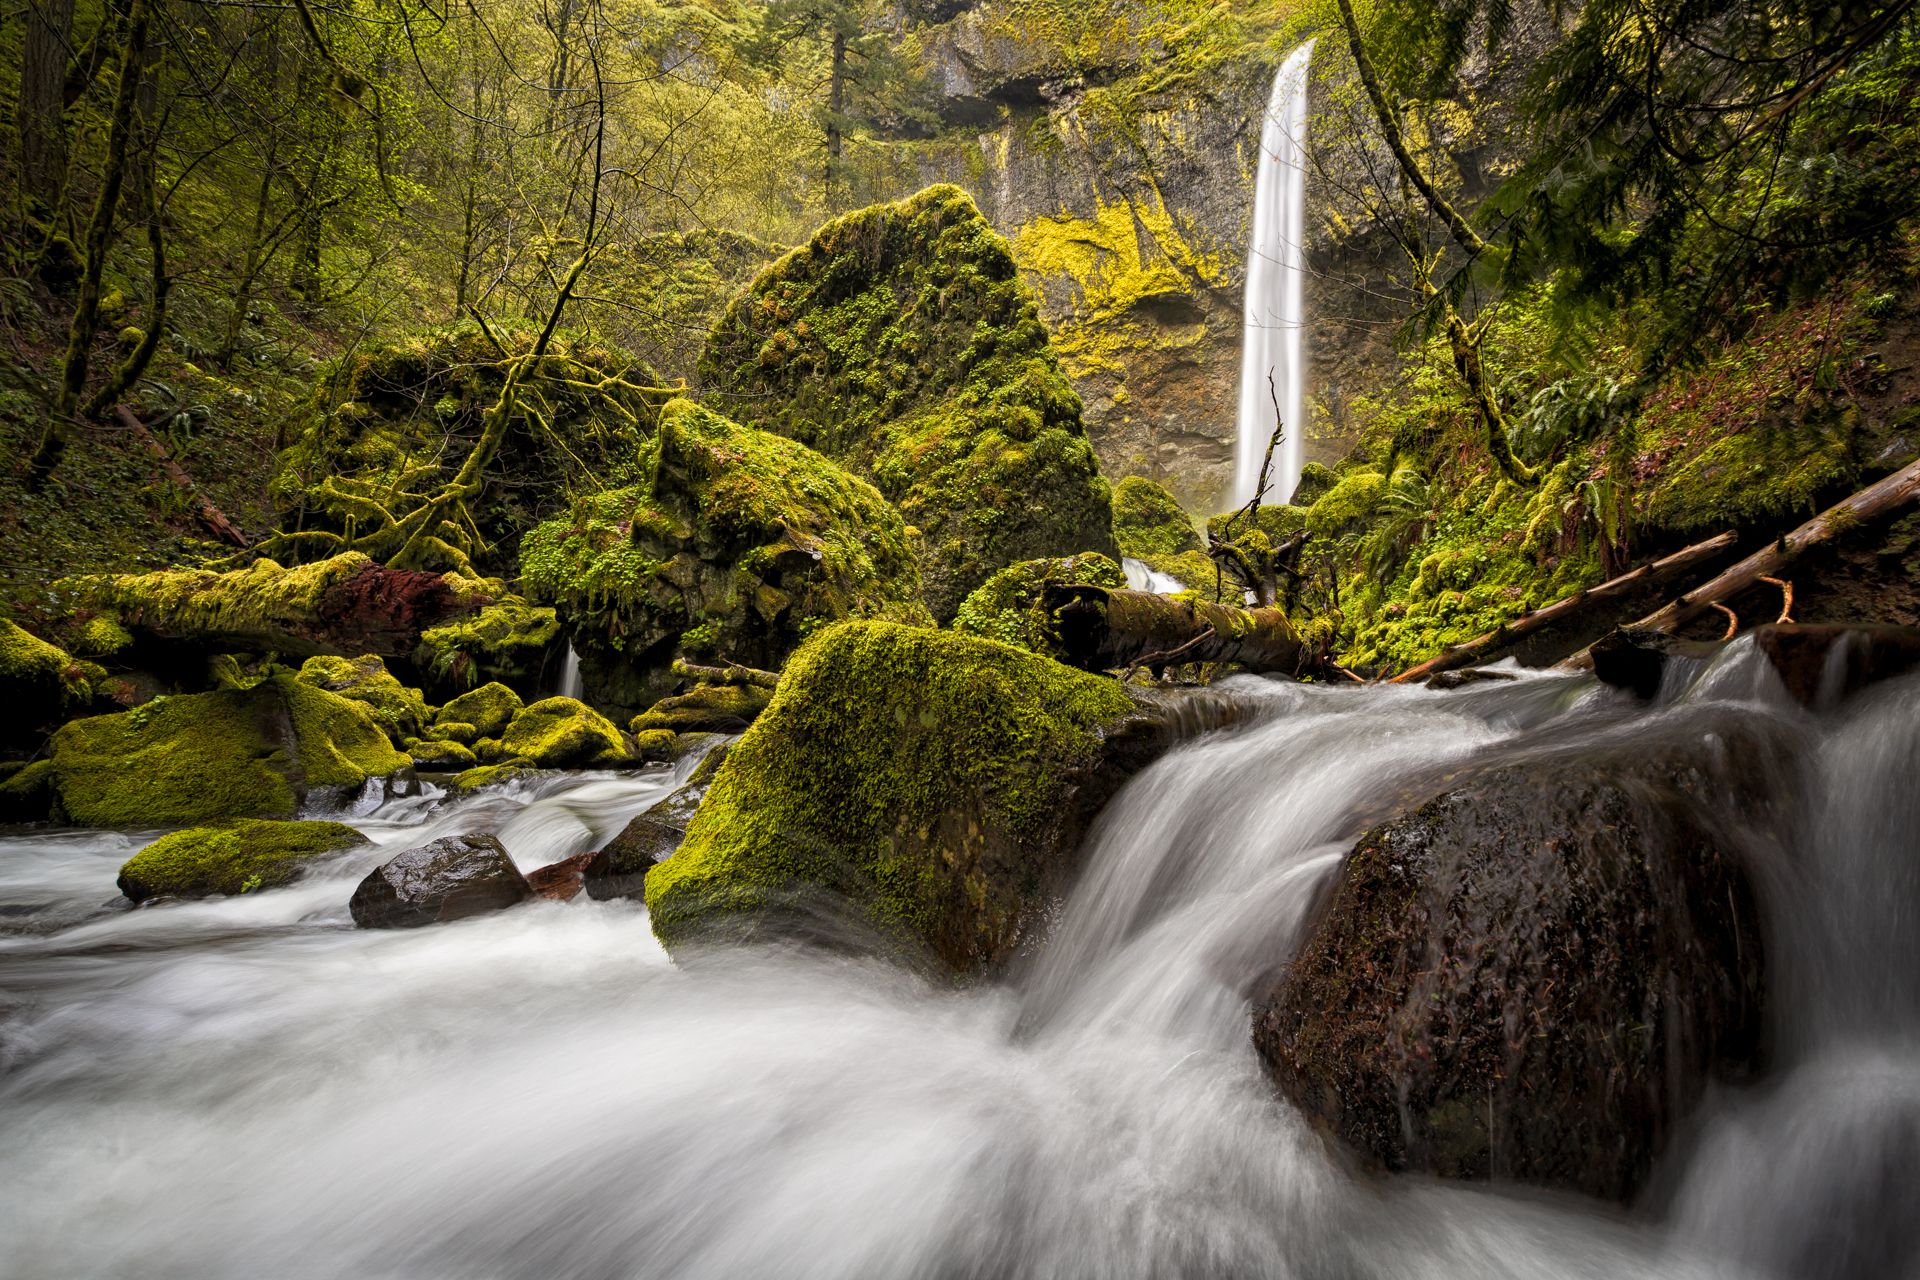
[297,654,428,739]
[414,601,559,694]
[498,696,631,768]
[630,683,773,735]
[117,818,368,901]
[951,552,1127,655]
[434,682,523,738]
[700,185,1117,618]
[646,620,1140,972]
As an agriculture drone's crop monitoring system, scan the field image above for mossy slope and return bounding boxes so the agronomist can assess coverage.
[646,620,1141,972]
[700,184,1117,619]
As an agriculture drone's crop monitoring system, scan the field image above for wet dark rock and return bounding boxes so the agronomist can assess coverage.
[583,745,732,901]
[1748,624,1920,709]
[526,851,596,903]
[349,833,532,929]
[1252,740,1770,1203]
[1424,668,1520,691]
[1588,628,1719,699]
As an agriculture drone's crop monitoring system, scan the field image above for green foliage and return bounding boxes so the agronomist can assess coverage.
[645,619,1137,967]
[117,818,367,901]
[700,185,1117,618]
[414,603,558,693]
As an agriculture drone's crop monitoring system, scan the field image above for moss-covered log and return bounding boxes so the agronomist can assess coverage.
[63,553,490,659]
[1044,585,1312,675]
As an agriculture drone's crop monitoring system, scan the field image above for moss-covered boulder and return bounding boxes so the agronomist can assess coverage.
[700,184,1118,619]
[413,601,559,695]
[116,818,368,901]
[950,553,1127,655]
[522,398,928,716]
[433,682,523,739]
[629,684,773,735]
[1111,476,1201,562]
[645,620,1194,972]
[405,738,478,771]
[271,326,668,577]
[1251,726,1774,1203]
[0,759,54,823]
[498,697,630,769]
[42,676,411,827]
[0,618,99,738]
[446,763,536,795]
[296,654,428,740]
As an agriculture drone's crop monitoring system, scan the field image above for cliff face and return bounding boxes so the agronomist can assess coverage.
[901,2,1545,513]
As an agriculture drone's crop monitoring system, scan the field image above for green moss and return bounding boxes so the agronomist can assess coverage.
[434,682,522,738]
[521,398,928,703]
[700,185,1117,618]
[116,818,367,901]
[630,683,773,734]
[1110,476,1202,562]
[1292,461,1337,506]
[499,696,631,768]
[414,602,559,692]
[0,758,54,823]
[630,728,677,759]
[296,653,428,739]
[71,614,134,657]
[951,552,1127,654]
[406,738,478,770]
[429,720,479,745]
[447,763,536,795]
[270,325,668,577]
[0,618,94,722]
[44,675,409,827]
[1305,470,1388,537]
[646,620,1137,968]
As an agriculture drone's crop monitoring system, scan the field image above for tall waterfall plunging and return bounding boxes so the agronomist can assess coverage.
[1234,40,1315,507]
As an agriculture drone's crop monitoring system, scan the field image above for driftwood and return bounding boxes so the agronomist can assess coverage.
[1045,585,1312,676]
[1562,455,1920,669]
[671,658,780,689]
[1389,530,1738,684]
[116,405,248,546]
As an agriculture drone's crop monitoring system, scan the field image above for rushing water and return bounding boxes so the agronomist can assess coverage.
[1234,40,1315,508]
[1122,556,1189,595]
[1,642,1917,1278]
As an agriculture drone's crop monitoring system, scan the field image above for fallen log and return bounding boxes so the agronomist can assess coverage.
[62,552,490,658]
[1388,530,1738,684]
[1045,585,1312,676]
[670,658,780,689]
[116,405,248,546]
[1563,456,1920,669]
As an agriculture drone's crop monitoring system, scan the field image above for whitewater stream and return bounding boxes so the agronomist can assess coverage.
[2,642,1916,1278]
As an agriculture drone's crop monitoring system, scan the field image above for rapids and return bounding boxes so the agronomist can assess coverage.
[2,642,1916,1279]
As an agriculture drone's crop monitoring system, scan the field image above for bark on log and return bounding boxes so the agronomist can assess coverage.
[1562,456,1920,669]
[1045,586,1312,676]
[670,659,780,689]
[116,406,249,546]
[70,553,489,658]
[1389,530,1739,684]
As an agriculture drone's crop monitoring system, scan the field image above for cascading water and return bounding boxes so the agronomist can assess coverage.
[1233,40,1315,508]
[553,642,584,702]
[1,648,1917,1278]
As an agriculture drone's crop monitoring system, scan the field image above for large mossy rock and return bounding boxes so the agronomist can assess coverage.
[645,620,1194,972]
[522,398,928,717]
[271,326,668,577]
[433,682,523,739]
[1251,735,1773,1203]
[43,676,411,827]
[296,653,428,740]
[0,618,101,740]
[1110,475,1213,588]
[117,818,368,901]
[699,184,1117,619]
[498,696,631,769]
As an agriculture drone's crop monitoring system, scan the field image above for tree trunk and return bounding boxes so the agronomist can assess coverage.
[1045,586,1313,676]
[825,28,847,203]
[16,0,76,223]
[113,406,247,545]
[32,0,149,482]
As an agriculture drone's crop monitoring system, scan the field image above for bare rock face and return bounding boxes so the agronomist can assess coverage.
[349,834,532,929]
[1252,733,1775,1203]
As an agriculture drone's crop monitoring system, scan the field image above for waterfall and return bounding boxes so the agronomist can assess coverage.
[1233,40,1315,508]
[554,643,583,702]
